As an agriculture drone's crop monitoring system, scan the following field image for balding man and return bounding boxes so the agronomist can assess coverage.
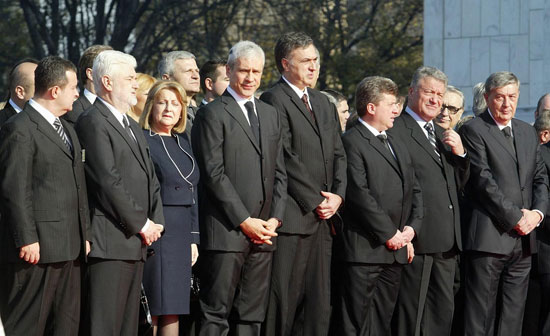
[0,58,38,127]
[535,93,550,119]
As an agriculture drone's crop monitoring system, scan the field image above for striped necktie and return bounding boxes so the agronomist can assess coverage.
[53,118,72,151]
[424,122,441,161]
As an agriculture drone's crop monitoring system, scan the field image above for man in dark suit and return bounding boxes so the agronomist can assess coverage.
[339,76,421,335]
[389,66,469,336]
[0,56,90,335]
[260,32,347,336]
[192,41,286,335]
[0,58,38,127]
[460,71,548,336]
[76,50,165,336]
[63,44,112,124]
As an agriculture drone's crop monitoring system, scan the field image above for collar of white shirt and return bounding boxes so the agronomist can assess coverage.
[8,99,22,113]
[405,106,435,138]
[358,117,388,138]
[226,85,256,125]
[97,97,127,128]
[487,108,512,133]
[282,76,312,109]
[28,99,57,127]
[83,88,97,105]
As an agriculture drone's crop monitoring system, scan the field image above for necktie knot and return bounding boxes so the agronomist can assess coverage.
[376,133,388,141]
[301,93,316,121]
[502,126,512,137]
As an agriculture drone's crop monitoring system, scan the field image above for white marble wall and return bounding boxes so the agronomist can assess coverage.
[424,0,550,121]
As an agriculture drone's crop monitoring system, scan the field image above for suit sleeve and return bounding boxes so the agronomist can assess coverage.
[76,114,148,237]
[192,107,251,228]
[407,169,424,236]
[460,124,523,232]
[343,135,396,243]
[329,101,347,200]
[0,123,38,247]
[532,140,549,214]
[269,108,288,221]
[261,91,325,213]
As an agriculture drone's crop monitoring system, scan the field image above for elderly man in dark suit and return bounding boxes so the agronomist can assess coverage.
[76,50,165,336]
[0,58,38,127]
[0,56,90,335]
[460,72,548,336]
[260,32,347,336]
[389,66,469,336]
[63,44,112,124]
[339,76,421,335]
[192,40,286,336]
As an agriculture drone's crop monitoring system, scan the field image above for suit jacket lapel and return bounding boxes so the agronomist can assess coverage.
[481,111,517,162]
[402,112,442,166]
[95,100,147,171]
[357,124,401,176]
[280,79,319,135]
[221,92,261,154]
[26,106,73,158]
[512,119,526,184]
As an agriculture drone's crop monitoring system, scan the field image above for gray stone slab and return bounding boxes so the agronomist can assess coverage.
[445,0,462,37]
[444,38,471,86]
[500,0,520,34]
[510,35,529,83]
[490,36,510,73]
[518,83,530,110]
[471,37,491,84]
[481,0,500,36]
[520,1,530,33]
[530,10,544,60]
[530,0,544,9]
[458,86,474,112]
[530,60,544,106]
[425,0,444,39]
[462,0,481,36]
[425,38,444,69]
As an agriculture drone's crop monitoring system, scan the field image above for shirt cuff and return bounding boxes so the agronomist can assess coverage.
[534,209,544,227]
[141,219,151,233]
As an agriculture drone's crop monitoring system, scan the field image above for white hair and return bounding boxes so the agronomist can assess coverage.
[158,51,195,77]
[92,50,137,93]
[227,41,265,69]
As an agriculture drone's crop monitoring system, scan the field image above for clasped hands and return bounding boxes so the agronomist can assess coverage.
[240,217,279,245]
[386,226,415,263]
[140,219,164,246]
[514,209,542,236]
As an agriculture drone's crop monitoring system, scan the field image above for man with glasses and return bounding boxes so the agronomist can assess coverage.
[389,66,469,336]
[435,86,465,130]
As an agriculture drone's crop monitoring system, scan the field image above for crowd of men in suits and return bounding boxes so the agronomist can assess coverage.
[0,31,549,336]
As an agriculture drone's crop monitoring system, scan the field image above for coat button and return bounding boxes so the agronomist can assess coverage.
[448,205,453,209]
[175,186,181,190]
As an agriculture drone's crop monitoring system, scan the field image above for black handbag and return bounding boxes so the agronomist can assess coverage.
[138,283,153,336]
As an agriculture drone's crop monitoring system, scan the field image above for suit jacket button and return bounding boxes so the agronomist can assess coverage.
[175,186,181,190]
[448,205,453,209]
[260,200,264,205]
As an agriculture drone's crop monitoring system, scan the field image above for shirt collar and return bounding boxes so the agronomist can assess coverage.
[83,88,97,105]
[28,99,57,126]
[487,108,512,131]
[8,99,22,113]
[282,75,309,100]
[226,85,255,109]
[97,96,127,127]
[201,99,209,106]
[358,117,387,137]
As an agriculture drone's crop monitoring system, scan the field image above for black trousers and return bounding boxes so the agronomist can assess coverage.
[339,262,402,336]
[393,251,457,336]
[0,260,81,336]
[464,239,531,336]
[87,258,144,336]
[264,220,332,336]
[199,246,272,336]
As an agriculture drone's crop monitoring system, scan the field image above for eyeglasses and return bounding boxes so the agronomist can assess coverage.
[441,104,462,115]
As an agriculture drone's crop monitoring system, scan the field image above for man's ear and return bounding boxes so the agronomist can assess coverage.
[205,78,214,91]
[161,74,170,80]
[86,68,93,82]
[14,85,25,100]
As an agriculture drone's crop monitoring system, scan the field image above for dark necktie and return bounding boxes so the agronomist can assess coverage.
[301,94,316,121]
[376,133,396,161]
[245,101,260,143]
[123,115,137,143]
[53,118,72,152]
[424,123,441,161]
[502,126,516,156]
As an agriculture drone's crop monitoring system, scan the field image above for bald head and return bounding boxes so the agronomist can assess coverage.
[536,93,550,119]
[9,61,38,109]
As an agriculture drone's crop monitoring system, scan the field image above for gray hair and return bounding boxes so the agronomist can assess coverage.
[472,82,486,116]
[484,71,520,94]
[410,66,448,89]
[227,41,265,69]
[274,32,314,74]
[158,51,195,77]
[446,85,465,109]
[92,50,137,94]
[355,76,398,117]
[321,91,338,107]
[534,110,550,134]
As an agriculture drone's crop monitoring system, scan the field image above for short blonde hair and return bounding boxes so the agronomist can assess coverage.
[130,73,156,115]
[140,81,187,133]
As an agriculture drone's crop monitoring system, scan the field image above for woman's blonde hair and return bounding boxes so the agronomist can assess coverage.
[139,80,187,133]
